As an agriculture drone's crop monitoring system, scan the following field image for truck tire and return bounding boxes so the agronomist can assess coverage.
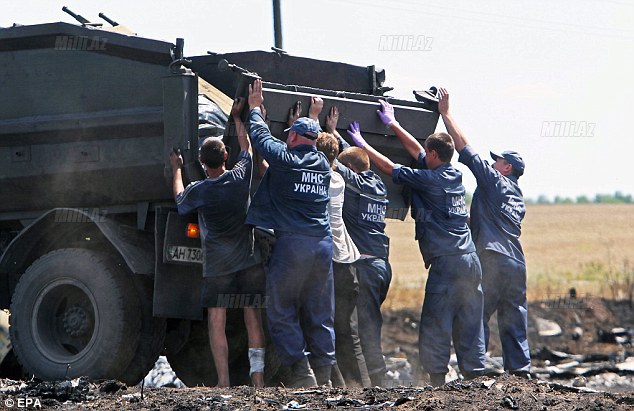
[9,248,141,380]
[118,276,166,385]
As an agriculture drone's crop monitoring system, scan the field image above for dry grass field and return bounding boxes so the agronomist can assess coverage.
[383,204,634,309]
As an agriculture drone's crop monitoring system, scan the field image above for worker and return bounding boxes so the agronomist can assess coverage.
[246,79,335,388]
[315,129,371,387]
[169,97,266,387]
[347,100,486,386]
[331,127,392,387]
[437,88,530,377]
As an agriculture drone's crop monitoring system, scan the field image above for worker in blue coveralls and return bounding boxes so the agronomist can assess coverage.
[329,130,391,387]
[347,100,486,387]
[246,79,335,388]
[437,88,530,377]
[169,97,266,387]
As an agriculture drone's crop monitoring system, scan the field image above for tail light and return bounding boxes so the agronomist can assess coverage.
[186,223,200,239]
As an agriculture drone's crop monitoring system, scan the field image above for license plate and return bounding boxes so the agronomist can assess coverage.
[166,245,203,264]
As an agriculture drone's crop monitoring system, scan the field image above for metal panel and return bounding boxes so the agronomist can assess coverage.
[163,211,203,266]
[189,51,385,98]
[153,207,203,320]
[162,69,206,185]
[0,22,173,64]
[228,76,440,220]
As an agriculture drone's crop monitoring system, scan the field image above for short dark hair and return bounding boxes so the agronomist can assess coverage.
[199,137,226,168]
[425,132,454,163]
[338,147,370,172]
[316,132,339,166]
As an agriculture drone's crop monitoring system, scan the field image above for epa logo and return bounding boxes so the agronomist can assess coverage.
[4,397,42,408]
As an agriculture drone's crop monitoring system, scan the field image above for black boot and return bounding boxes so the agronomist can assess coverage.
[369,372,385,387]
[331,363,346,388]
[429,373,446,387]
[285,357,317,388]
[462,370,484,380]
[509,369,531,380]
[313,365,332,387]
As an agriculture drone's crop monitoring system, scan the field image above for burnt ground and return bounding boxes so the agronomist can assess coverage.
[0,375,634,411]
[383,297,634,370]
[1,297,633,410]
[1,374,633,410]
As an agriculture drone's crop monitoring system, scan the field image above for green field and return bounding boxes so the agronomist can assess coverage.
[383,204,634,309]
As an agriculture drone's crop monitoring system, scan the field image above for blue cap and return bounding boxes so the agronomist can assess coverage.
[284,117,321,140]
[490,150,525,176]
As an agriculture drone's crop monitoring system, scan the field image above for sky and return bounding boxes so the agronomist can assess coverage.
[3,0,633,200]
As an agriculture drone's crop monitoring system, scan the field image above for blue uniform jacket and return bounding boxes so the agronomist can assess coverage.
[246,108,332,237]
[392,151,475,265]
[334,160,389,258]
[458,145,526,265]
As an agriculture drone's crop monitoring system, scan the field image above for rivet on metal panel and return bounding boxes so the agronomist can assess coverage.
[11,146,31,163]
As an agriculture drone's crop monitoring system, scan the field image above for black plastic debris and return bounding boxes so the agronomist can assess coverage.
[501,395,519,409]
[99,379,127,393]
[597,327,633,345]
[21,377,91,402]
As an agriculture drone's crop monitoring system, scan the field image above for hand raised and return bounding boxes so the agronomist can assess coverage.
[346,121,367,148]
[325,106,339,133]
[438,87,449,115]
[308,96,324,120]
[287,100,302,127]
[377,99,397,126]
[248,79,264,110]
[230,97,245,118]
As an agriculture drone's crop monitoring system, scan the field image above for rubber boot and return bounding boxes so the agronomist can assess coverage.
[286,357,317,388]
[369,371,385,387]
[314,365,332,387]
[331,363,346,388]
[462,370,484,381]
[509,369,531,380]
[429,372,446,387]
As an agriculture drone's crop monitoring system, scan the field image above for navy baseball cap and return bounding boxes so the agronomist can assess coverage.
[490,150,525,176]
[285,117,321,140]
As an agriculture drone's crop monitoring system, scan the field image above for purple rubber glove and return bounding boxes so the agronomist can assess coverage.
[347,121,366,147]
[377,99,398,127]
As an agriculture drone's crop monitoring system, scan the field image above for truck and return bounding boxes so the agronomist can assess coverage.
[0,20,440,386]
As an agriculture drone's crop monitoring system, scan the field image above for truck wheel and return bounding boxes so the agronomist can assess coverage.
[9,248,141,380]
[118,276,166,385]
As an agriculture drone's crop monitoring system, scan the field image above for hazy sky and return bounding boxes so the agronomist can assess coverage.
[4,0,633,200]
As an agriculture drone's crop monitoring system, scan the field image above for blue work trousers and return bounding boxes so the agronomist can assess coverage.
[419,252,486,374]
[266,233,336,367]
[354,257,392,379]
[479,250,531,372]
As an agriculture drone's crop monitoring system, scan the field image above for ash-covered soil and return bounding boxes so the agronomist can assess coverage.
[381,297,634,391]
[1,297,632,410]
[1,374,633,410]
